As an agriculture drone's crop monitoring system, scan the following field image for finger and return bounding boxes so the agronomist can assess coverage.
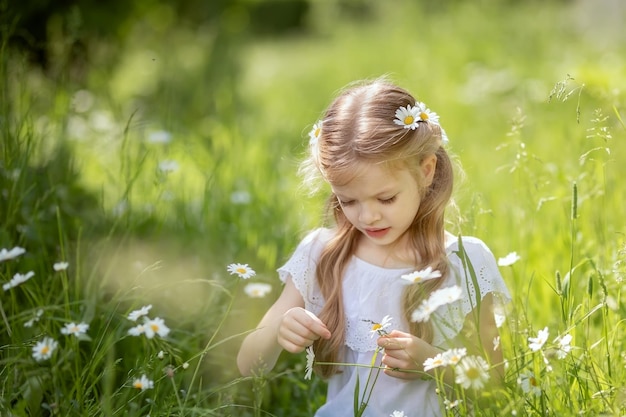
[302,310,331,339]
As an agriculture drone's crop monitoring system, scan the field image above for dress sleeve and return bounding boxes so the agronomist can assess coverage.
[277,228,333,315]
[432,236,511,347]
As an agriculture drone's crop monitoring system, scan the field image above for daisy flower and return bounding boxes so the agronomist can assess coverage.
[454,355,490,390]
[128,324,146,336]
[498,252,521,267]
[227,263,256,279]
[429,285,462,306]
[147,130,172,144]
[3,271,35,291]
[442,348,467,365]
[414,102,441,124]
[304,345,315,380]
[132,375,154,391]
[127,304,152,321]
[53,262,69,271]
[399,266,442,284]
[244,282,272,298]
[369,315,393,338]
[390,412,407,417]
[528,327,549,352]
[517,370,541,396]
[61,322,90,337]
[143,317,170,339]
[410,298,438,323]
[32,337,58,361]
[0,246,26,262]
[423,353,446,371]
[394,104,421,130]
[309,121,322,146]
[24,309,44,328]
[554,333,573,359]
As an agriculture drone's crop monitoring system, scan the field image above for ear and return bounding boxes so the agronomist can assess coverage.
[420,154,437,187]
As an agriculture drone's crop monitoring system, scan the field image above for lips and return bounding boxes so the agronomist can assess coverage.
[364,228,390,238]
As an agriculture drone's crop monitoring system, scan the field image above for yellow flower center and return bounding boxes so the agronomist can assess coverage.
[315,127,321,138]
[372,323,382,331]
[466,367,480,380]
[420,112,429,121]
[529,376,538,387]
[41,346,49,354]
[151,324,159,332]
[403,116,414,125]
[236,267,247,274]
[133,381,143,389]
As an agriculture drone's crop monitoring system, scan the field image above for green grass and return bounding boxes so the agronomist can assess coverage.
[1,0,626,415]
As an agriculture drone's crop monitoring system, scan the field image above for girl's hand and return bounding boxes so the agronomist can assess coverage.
[377,330,428,380]
[277,308,331,353]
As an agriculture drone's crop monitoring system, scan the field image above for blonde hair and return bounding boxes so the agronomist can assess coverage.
[300,78,454,378]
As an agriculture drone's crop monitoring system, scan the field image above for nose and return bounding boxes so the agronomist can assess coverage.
[358,202,380,225]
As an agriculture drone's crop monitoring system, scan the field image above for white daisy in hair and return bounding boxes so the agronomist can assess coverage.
[414,101,441,124]
[309,121,322,146]
[393,104,421,130]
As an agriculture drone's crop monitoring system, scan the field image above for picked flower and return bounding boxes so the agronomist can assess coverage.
[127,304,152,321]
[61,322,90,337]
[517,370,541,396]
[368,315,393,338]
[32,337,58,361]
[454,355,490,390]
[0,246,26,262]
[304,345,315,380]
[528,327,549,352]
[227,263,256,279]
[143,317,170,339]
[132,374,154,391]
[400,266,442,284]
[53,262,69,271]
[309,121,322,146]
[244,282,272,298]
[498,252,521,267]
[3,271,35,291]
[394,104,421,130]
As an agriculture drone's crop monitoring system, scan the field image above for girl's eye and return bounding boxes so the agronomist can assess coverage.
[379,196,396,205]
[339,200,355,206]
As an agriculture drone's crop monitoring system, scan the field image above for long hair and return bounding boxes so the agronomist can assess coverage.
[299,78,454,378]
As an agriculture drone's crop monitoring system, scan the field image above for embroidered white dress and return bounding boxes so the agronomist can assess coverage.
[278,228,510,417]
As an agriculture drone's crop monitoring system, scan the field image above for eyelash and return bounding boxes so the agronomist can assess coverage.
[339,196,397,206]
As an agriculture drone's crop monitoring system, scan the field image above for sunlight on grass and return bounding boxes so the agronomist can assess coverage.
[1,0,626,415]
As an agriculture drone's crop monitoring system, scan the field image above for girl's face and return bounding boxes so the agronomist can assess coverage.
[330,156,436,255]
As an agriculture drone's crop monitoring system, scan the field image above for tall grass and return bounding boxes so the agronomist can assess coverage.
[2,0,626,416]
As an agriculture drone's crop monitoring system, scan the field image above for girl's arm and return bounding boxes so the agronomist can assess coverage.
[237,276,331,376]
[377,292,503,384]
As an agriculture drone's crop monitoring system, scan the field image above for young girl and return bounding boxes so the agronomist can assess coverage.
[237,78,510,416]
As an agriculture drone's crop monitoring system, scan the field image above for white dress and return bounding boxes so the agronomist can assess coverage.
[278,228,510,417]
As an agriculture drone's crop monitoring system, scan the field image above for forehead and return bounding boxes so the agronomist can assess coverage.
[330,162,413,196]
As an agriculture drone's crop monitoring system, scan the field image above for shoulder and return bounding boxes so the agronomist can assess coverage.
[292,227,336,256]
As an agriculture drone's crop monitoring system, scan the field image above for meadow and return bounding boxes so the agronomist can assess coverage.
[1,0,625,415]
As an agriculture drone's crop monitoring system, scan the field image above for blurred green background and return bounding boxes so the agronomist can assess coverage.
[2,0,626,414]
